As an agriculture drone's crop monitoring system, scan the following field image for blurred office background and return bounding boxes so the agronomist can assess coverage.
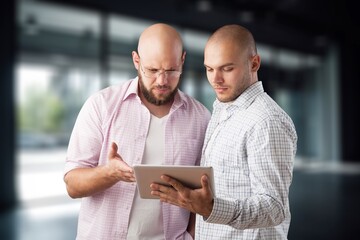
[1,0,359,239]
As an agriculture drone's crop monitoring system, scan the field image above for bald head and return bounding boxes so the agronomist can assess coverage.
[204,24,261,102]
[132,23,186,108]
[206,24,257,58]
[137,23,184,63]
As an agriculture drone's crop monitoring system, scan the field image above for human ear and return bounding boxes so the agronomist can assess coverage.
[251,54,261,72]
[132,51,140,70]
[181,51,187,64]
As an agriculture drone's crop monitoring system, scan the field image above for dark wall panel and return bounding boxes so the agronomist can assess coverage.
[0,0,16,211]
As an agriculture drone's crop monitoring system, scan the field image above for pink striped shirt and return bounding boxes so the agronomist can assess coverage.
[65,78,211,240]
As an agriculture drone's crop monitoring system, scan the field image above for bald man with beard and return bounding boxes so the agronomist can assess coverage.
[64,23,211,240]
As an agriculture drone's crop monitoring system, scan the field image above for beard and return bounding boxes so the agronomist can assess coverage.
[138,74,178,106]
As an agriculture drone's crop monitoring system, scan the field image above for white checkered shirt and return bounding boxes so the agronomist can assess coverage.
[196,81,298,240]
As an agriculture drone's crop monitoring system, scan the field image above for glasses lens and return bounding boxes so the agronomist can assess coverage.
[166,71,181,79]
[145,69,156,78]
[141,64,181,79]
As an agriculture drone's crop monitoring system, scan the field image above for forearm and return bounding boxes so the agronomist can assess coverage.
[206,195,285,230]
[64,165,119,198]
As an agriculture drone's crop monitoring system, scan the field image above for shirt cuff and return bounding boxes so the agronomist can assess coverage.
[204,197,236,224]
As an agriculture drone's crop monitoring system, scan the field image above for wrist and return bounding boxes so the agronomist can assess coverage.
[202,198,214,218]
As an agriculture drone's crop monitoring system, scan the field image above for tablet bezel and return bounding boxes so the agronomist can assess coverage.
[133,165,215,199]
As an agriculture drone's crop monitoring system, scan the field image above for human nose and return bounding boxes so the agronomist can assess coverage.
[155,71,169,85]
[210,70,224,84]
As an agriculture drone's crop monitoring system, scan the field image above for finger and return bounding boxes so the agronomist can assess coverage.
[150,187,179,203]
[149,183,161,191]
[124,174,136,182]
[117,160,133,173]
[150,190,161,197]
[108,142,118,159]
[161,175,185,192]
[120,170,135,181]
[155,189,188,209]
[150,183,172,194]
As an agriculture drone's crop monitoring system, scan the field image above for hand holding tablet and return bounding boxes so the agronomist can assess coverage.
[133,165,215,199]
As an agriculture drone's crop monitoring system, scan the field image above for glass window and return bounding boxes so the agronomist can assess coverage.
[16,0,101,207]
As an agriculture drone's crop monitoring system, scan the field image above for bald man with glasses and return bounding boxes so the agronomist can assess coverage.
[64,23,211,240]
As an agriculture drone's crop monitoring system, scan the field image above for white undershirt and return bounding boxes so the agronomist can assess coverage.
[127,114,168,240]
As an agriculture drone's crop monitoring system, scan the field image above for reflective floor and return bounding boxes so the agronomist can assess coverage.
[0,202,79,240]
[1,159,360,240]
[289,167,360,239]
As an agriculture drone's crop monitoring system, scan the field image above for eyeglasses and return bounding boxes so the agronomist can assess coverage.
[139,62,182,79]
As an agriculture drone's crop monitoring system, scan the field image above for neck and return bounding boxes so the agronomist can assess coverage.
[140,95,173,118]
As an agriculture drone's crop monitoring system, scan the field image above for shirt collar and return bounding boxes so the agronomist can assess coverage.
[213,81,264,112]
[123,77,140,101]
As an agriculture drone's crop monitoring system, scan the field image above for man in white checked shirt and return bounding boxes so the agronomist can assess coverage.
[150,24,298,239]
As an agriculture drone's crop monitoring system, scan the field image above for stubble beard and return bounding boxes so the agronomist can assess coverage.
[217,69,252,103]
[138,75,178,106]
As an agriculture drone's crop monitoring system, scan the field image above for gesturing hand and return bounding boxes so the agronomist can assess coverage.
[107,142,135,182]
[150,174,214,218]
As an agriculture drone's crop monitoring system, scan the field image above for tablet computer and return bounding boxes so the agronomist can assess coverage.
[133,165,215,199]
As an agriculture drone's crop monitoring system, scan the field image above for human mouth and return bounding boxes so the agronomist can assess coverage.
[154,86,170,94]
[213,86,228,93]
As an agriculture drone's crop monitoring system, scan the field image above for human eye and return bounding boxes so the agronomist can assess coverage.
[148,68,159,73]
[165,70,175,75]
[223,66,234,72]
[205,67,213,72]
[166,70,181,78]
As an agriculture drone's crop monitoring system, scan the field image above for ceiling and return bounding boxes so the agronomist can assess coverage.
[37,0,357,55]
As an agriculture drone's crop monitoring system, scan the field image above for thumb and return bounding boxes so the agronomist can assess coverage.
[108,142,118,160]
[201,175,212,195]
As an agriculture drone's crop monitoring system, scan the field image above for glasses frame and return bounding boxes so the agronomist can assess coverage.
[139,61,182,80]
